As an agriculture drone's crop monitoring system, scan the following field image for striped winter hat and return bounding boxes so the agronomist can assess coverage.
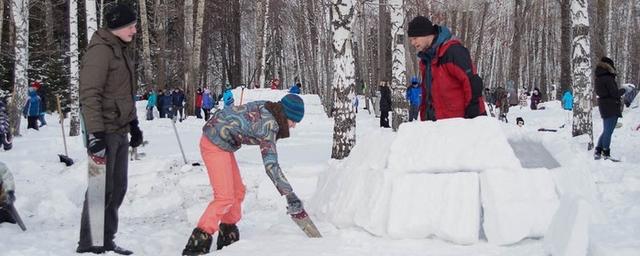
[280,94,304,123]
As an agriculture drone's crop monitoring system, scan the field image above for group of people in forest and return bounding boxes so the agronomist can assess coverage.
[3,4,640,256]
[144,87,218,122]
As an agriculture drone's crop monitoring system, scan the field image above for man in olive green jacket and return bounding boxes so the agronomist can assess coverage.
[76,4,142,255]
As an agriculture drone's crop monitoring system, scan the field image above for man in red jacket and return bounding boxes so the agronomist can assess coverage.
[407,16,486,121]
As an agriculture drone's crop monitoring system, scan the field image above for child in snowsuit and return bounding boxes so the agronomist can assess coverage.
[530,88,542,110]
[223,89,234,109]
[406,76,422,121]
[146,90,157,121]
[23,88,41,130]
[202,89,215,121]
[182,94,306,255]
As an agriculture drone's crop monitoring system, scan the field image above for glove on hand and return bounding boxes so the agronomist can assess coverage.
[129,119,143,148]
[88,132,106,158]
[286,193,304,215]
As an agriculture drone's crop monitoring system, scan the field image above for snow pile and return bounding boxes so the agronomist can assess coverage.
[312,117,561,245]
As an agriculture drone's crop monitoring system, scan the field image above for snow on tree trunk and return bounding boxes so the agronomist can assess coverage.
[9,0,29,136]
[0,0,4,48]
[68,0,81,136]
[256,0,270,89]
[330,0,357,160]
[389,0,408,131]
[86,0,97,37]
[155,0,167,90]
[571,0,594,150]
[139,0,154,87]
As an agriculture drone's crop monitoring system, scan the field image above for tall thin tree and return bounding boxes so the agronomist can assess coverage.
[389,0,407,131]
[571,0,594,150]
[8,0,29,136]
[139,0,154,87]
[330,0,357,160]
[68,0,81,136]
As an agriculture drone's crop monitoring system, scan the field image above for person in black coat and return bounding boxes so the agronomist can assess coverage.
[594,57,626,160]
[379,82,392,128]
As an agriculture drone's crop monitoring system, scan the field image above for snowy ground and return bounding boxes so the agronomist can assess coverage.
[0,89,638,255]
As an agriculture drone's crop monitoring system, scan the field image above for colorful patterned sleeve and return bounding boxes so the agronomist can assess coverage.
[259,122,293,196]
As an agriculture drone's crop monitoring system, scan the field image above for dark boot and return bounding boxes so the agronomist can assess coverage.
[105,244,133,255]
[76,246,106,254]
[182,228,212,255]
[594,147,602,160]
[216,223,239,250]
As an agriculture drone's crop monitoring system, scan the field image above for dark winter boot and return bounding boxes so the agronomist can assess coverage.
[594,147,603,160]
[182,228,213,255]
[602,148,620,161]
[216,223,239,250]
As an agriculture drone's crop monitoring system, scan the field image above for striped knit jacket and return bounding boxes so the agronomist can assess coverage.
[202,101,293,196]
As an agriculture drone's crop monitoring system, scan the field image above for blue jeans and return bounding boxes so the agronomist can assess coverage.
[597,116,618,149]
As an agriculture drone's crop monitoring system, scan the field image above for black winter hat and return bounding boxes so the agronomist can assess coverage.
[106,4,137,30]
[408,16,436,37]
[601,57,615,70]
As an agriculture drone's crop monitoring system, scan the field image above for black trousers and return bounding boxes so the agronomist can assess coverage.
[203,108,212,121]
[380,110,390,128]
[27,116,39,130]
[78,133,129,248]
[195,107,202,119]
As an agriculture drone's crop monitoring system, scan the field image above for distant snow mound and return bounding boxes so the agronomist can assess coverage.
[312,117,560,245]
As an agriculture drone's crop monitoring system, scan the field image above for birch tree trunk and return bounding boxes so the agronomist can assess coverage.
[0,0,4,47]
[68,0,81,136]
[186,0,205,114]
[256,0,270,88]
[9,0,29,136]
[389,0,407,131]
[86,0,97,37]
[155,0,167,90]
[571,0,594,150]
[139,0,154,87]
[331,0,357,160]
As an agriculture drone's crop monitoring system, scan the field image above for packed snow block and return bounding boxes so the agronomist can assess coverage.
[388,117,521,173]
[312,165,388,229]
[544,196,591,256]
[353,170,394,236]
[386,172,480,244]
[342,129,395,171]
[480,169,559,245]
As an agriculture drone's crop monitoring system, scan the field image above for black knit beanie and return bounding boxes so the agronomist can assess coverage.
[601,57,615,70]
[106,4,137,30]
[408,16,436,37]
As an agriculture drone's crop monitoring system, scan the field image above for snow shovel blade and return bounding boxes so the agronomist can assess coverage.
[6,203,27,231]
[290,210,322,238]
[58,154,74,166]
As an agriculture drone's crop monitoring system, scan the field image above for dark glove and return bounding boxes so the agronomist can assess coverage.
[286,193,304,215]
[88,132,106,158]
[129,119,143,148]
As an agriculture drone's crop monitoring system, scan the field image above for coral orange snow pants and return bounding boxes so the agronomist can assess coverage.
[197,136,246,234]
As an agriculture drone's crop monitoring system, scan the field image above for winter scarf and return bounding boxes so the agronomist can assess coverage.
[417,25,452,119]
[264,102,290,140]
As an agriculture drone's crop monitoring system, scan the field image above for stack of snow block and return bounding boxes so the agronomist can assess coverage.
[313,117,560,245]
